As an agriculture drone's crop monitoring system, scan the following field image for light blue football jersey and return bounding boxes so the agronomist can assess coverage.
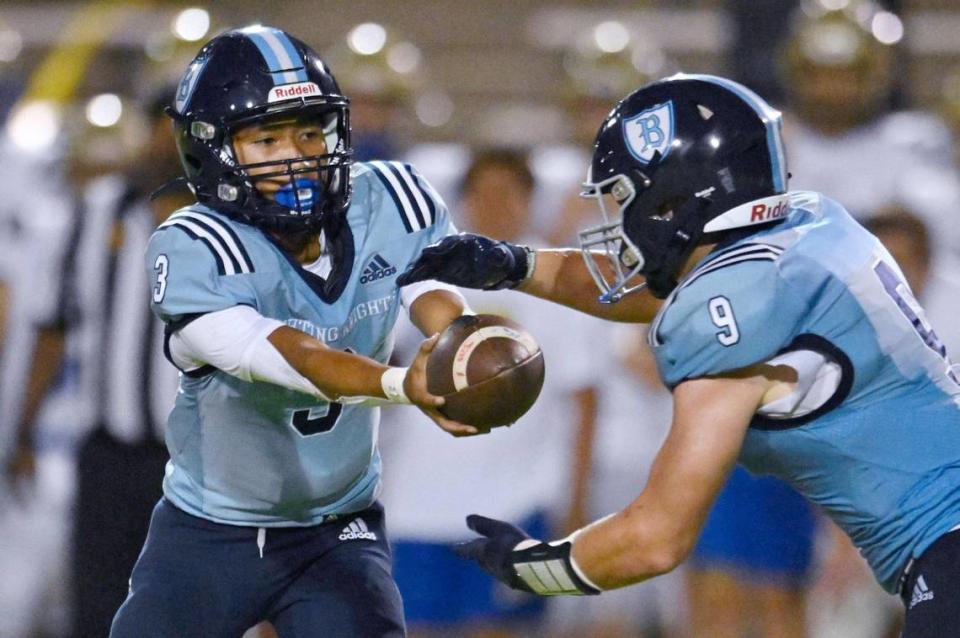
[649,191,960,593]
[145,161,454,526]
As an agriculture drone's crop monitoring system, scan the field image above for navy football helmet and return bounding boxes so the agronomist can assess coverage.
[579,74,790,300]
[169,25,352,232]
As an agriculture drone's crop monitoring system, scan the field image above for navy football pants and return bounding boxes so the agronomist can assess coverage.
[900,528,960,638]
[110,499,405,638]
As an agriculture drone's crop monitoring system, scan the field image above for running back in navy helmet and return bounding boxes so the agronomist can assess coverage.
[579,74,789,300]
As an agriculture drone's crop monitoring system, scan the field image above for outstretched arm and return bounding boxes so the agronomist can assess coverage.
[397,234,661,323]
[519,249,660,323]
[5,326,65,486]
[455,364,780,594]
[568,370,764,587]
[169,305,478,436]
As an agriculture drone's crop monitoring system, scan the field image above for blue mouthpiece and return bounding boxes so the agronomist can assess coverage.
[275,178,319,212]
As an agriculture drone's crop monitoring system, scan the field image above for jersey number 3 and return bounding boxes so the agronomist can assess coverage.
[153,254,169,303]
[289,345,352,436]
[708,296,740,346]
[291,403,343,436]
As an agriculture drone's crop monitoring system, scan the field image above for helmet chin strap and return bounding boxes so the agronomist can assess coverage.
[643,231,696,299]
[633,195,711,299]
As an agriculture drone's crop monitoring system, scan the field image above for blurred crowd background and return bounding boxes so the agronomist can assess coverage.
[3,1,960,637]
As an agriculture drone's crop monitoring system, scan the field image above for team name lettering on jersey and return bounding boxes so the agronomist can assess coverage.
[286,293,396,343]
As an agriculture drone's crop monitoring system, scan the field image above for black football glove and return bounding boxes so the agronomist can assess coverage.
[396,233,533,290]
[453,514,601,596]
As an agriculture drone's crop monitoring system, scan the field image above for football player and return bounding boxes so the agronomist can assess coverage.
[109,26,476,638]
[398,74,960,637]
[780,4,960,255]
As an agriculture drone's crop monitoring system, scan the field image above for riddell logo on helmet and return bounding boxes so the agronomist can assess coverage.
[750,200,789,223]
[268,82,321,103]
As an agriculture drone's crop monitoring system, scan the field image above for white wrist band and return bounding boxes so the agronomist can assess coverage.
[381,367,411,404]
[523,246,537,281]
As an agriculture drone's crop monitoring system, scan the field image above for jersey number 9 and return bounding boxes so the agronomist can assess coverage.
[709,296,740,347]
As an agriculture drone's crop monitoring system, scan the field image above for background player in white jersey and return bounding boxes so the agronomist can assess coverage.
[780,5,960,256]
[399,74,960,638]
[109,26,479,638]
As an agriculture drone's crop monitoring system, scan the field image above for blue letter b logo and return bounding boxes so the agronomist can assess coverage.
[638,115,665,151]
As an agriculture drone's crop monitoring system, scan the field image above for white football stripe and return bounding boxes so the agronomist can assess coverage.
[451,326,540,391]
[161,219,237,275]
[369,161,422,231]
[394,165,433,225]
[170,211,252,273]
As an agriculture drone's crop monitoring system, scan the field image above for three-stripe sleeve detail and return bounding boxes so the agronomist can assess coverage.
[649,242,783,346]
[368,161,439,233]
[159,211,255,276]
[679,244,783,291]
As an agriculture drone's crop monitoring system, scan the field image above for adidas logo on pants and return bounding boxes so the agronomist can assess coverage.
[339,517,377,541]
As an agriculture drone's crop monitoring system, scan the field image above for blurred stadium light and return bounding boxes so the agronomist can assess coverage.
[85,93,122,128]
[0,1,958,147]
[0,25,22,63]
[172,7,210,42]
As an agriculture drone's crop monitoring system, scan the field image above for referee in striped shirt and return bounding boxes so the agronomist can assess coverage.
[65,87,191,638]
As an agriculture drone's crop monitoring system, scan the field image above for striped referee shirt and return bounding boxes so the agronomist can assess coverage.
[52,175,178,445]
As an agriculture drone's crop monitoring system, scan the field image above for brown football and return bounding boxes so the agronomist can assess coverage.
[426,314,545,428]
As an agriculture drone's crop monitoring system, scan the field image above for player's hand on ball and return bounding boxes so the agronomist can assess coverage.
[404,334,481,437]
[426,314,544,428]
[396,233,531,290]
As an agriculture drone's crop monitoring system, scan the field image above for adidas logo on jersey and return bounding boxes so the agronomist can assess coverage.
[360,254,397,284]
[338,517,377,541]
[909,574,935,609]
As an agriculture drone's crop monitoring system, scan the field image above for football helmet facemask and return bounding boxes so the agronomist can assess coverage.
[169,25,352,233]
[579,73,790,301]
